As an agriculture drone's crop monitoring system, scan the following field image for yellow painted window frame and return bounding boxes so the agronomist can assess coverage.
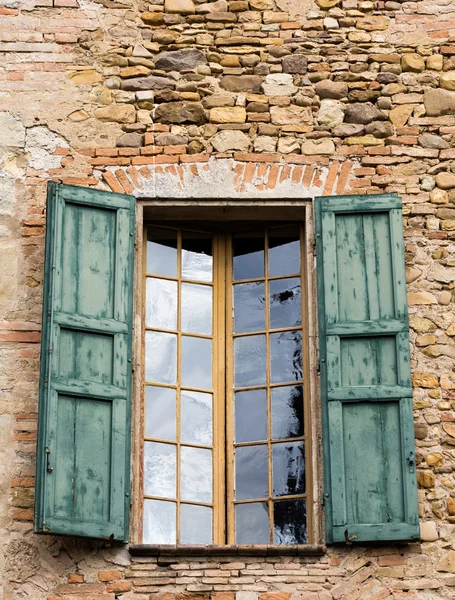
[130,202,319,546]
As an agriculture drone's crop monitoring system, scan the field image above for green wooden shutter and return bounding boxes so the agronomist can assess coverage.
[315,194,419,544]
[35,182,135,541]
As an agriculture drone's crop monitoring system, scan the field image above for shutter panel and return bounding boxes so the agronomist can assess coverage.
[35,182,135,541]
[315,194,419,544]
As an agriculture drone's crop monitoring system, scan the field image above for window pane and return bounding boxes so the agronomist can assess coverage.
[271,385,304,440]
[145,331,177,384]
[234,282,265,333]
[181,390,212,446]
[143,499,176,544]
[146,277,177,330]
[272,441,305,497]
[145,386,176,441]
[235,445,268,500]
[181,336,212,389]
[181,282,212,335]
[235,503,269,544]
[270,331,302,384]
[147,227,177,278]
[269,277,301,330]
[233,233,264,281]
[273,499,307,544]
[235,389,267,443]
[182,232,212,282]
[144,441,176,498]
[180,446,212,503]
[234,334,266,388]
[268,227,300,277]
[180,504,213,544]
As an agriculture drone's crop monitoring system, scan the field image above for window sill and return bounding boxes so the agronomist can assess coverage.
[129,544,326,557]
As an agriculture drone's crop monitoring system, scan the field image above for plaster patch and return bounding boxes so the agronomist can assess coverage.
[25,126,69,171]
[0,113,26,149]
[125,159,335,199]
[0,176,16,216]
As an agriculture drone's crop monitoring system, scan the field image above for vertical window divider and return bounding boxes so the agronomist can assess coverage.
[264,229,273,544]
[214,234,226,544]
[176,229,182,543]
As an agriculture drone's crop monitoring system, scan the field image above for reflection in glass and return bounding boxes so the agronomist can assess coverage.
[233,233,264,281]
[235,445,268,500]
[181,336,212,389]
[234,282,265,333]
[180,446,212,503]
[180,504,213,544]
[181,282,212,335]
[182,233,213,282]
[145,331,177,384]
[272,441,305,497]
[145,386,176,441]
[268,227,300,277]
[234,335,266,388]
[236,502,270,544]
[271,386,304,440]
[143,499,176,544]
[235,389,267,443]
[147,227,178,278]
[269,278,301,330]
[181,391,212,446]
[146,277,177,330]
[270,331,302,384]
[144,441,176,498]
[274,499,307,544]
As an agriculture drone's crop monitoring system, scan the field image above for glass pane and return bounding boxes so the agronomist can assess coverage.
[181,390,212,446]
[180,504,213,544]
[273,499,307,544]
[272,441,305,497]
[147,227,177,278]
[182,232,212,282]
[235,502,270,544]
[269,278,301,330]
[235,389,267,443]
[270,331,302,384]
[271,385,304,440]
[233,232,264,281]
[234,282,265,333]
[145,331,177,384]
[144,441,176,498]
[268,227,300,277]
[181,282,212,335]
[143,499,176,544]
[235,445,268,500]
[181,336,212,389]
[234,335,266,388]
[180,446,212,503]
[145,386,176,441]
[146,277,177,330]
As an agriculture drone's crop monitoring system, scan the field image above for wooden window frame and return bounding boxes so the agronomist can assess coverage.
[130,200,323,546]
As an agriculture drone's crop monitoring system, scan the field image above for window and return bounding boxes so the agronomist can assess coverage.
[35,184,419,546]
[142,223,310,544]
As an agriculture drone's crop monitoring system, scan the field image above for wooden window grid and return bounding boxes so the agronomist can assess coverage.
[140,222,312,545]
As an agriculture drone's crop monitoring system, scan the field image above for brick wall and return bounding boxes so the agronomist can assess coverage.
[2,0,455,597]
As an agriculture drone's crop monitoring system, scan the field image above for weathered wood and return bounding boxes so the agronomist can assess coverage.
[35,182,135,542]
[315,193,419,544]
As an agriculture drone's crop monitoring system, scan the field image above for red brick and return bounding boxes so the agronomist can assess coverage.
[98,571,123,582]
[90,158,130,167]
[0,7,19,14]
[11,477,35,487]
[234,152,281,163]
[164,145,186,155]
[180,154,210,163]
[68,574,85,584]
[10,508,34,521]
[106,582,131,593]
[0,332,41,343]
[102,172,124,194]
[131,156,179,165]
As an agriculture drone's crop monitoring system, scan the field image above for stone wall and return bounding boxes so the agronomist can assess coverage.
[2,0,455,597]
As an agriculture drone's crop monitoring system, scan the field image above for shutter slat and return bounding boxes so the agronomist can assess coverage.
[316,193,419,544]
[35,183,135,541]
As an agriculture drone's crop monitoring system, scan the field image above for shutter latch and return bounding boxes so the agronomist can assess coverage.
[406,450,415,473]
[46,447,53,473]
